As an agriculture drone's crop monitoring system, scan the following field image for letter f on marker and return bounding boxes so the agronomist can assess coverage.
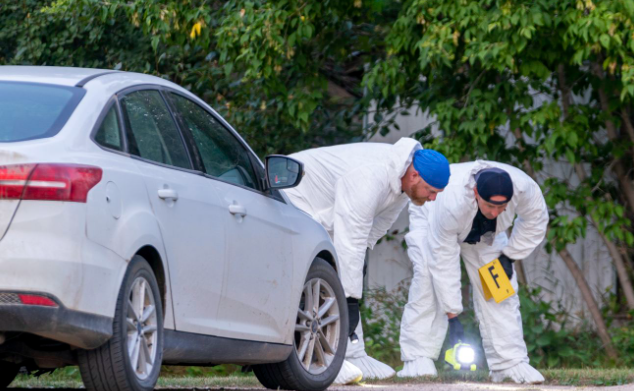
[489,266,500,289]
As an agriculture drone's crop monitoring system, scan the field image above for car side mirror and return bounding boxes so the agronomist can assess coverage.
[265,155,304,190]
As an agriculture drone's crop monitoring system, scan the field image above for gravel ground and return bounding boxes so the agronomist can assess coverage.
[326,382,634,391]
[11,369,634,391]
[13,384,634,391]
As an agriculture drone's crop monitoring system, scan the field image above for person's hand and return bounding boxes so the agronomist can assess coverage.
[347,298,360,338]
[448,317,464,346]
[498,254,515,280]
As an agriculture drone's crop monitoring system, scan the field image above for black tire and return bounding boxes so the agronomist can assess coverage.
[0,362,19,390]
[78,255,164,391]
[253,258,348,391]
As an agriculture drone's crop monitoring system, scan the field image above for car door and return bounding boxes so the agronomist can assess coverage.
[119,89,227,336]
[167,92,296,343]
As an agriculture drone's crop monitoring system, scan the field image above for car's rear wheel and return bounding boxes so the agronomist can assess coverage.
[78,255,164,391]
[253,258,348,391]
[0,361,19,389]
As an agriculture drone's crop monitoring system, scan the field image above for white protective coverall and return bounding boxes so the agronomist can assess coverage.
[284,137,422,381]
[399,161,548,383]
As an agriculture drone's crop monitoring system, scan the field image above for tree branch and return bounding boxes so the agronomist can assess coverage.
[558,64,571,119]
[591,61,634,214]
[559,64,634,310]
[620,107,634,145]
[508,68,620,356]
[557,246,618,359]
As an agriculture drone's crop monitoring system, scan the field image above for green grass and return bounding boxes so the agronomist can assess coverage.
[362,368,634,387]
[10,366,634,388]
[12,368,84,389]
[11,369,261,389]
[541,368,634,386]
[364,369,491,384]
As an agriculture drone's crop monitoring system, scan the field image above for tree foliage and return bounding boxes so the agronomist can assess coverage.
[364,0,634,357]
[366,0,634,254]
[6,0,397,156]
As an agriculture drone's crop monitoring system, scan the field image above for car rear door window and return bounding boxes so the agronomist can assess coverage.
[94,104,123,151]
[168,93,258,190]
[120,90,191,169]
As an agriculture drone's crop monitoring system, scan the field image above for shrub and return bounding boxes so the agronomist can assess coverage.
[360,281,633,370]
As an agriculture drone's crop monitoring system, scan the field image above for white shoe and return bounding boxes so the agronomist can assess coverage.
[332,359,363,385]
[397,357,438,378]
[490,362,544,384]
[348,355,395,380]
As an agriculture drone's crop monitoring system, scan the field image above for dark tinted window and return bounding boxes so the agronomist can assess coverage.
[94,104,123,151]
[120,90,191,169]
[0,82,85,142]
[169,93,258,190]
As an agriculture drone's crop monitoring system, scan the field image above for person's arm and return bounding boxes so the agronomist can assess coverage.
[333,165,390,299]
[366,198,408,250]
[420,192,465,315]
[502,178,549,260]
[404,200,430,283]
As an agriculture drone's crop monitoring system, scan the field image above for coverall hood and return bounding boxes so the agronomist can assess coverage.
[389,137,423,193]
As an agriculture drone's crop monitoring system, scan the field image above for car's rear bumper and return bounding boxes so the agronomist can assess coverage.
[0,201,128,318]
[0,293,112,349]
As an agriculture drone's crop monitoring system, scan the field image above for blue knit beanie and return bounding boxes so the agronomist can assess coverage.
[413,149,450,189]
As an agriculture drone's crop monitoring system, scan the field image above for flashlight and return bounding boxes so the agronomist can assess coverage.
[457,345,475,364]
[445,342,477,371]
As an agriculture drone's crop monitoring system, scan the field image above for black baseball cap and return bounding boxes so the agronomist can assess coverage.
[474,167,513,205]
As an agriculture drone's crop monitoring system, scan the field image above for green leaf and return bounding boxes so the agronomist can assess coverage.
[626,232,634,246]
[536,334,552,347]
[567,132,578,148]
[531,325,544,334]
[298,111,309,123]
[547,355,561,368]
[558,346,574,357]
[151,35,160,51]
[599,34,610,49]
[565,149,575,163]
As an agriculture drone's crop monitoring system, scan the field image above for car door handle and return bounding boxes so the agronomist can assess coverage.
[229,204,247,216]
[157,188,179,200]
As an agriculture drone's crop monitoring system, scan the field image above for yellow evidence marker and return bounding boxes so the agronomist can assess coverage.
[478,258,515,303]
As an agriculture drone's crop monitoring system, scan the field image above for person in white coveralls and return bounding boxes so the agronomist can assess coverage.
[398,161,549,384]
[284,138,450,384]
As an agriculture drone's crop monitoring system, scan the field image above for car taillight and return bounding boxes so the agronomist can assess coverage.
[0,163,102,203]
[18,294,59,307]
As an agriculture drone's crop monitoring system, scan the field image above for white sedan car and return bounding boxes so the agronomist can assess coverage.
[0,66,347,391]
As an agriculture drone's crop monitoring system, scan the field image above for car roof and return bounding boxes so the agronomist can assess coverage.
[0,65,264,167]
[0,66,121,87]
[0,65,187,92]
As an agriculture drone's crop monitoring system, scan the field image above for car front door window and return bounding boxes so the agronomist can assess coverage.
[168,93,258,189]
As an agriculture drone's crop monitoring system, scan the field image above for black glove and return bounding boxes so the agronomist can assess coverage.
[498,254,515,280]
[448,317,464,346]
[347,298,360,339]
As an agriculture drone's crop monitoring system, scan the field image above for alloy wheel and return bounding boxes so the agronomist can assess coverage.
[295,277,341,375]
[126,277,159,380]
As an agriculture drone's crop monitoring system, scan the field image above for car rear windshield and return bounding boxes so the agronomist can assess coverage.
[0,81,86,142]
